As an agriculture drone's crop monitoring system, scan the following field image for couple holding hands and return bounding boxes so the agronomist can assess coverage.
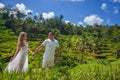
[5,32,60,72]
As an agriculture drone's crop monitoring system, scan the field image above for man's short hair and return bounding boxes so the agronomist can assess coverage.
[49,32,55,35]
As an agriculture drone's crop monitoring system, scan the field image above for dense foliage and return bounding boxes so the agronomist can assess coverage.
[0,7,120,80]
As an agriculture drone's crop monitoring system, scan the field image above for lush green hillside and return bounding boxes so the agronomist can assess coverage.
[0,27,120,80]
[0,7,120,80]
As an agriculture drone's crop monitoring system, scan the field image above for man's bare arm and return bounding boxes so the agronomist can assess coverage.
[55,47,60,60]
[34,45,44,54]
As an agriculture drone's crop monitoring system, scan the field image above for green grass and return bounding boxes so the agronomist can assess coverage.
[0,60,120,80]
[70,63,120,80]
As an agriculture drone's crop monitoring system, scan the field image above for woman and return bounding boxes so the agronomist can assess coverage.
[5,32,33,72]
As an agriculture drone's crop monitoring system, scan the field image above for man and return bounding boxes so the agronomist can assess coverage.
[33,32,60,69]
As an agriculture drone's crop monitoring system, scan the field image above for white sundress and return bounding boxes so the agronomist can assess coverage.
[5,42,28,72]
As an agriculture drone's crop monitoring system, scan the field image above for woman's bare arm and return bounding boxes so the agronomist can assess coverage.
[28,48,33,55]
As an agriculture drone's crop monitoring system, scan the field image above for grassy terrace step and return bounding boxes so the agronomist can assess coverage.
[0,26,17,42]
[100,50,113,53]
[91,53,114,59]
[106,56,117,61]
[99,47,110,50]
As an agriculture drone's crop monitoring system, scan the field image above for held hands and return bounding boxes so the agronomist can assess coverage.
[32,50,38,56]
[32,52,35,56]
[29,49,35,56]
[28,48,35,56]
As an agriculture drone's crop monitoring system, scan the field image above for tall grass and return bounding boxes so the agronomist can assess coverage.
[0,60,120,80]
[70,60,120,80]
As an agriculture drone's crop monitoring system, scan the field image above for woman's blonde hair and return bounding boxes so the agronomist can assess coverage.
[18,32,27,47]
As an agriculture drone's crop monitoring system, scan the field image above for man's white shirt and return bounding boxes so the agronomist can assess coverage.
[41,39,59,60]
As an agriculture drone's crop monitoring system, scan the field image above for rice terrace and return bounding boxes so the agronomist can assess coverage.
[0,0,120,80]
